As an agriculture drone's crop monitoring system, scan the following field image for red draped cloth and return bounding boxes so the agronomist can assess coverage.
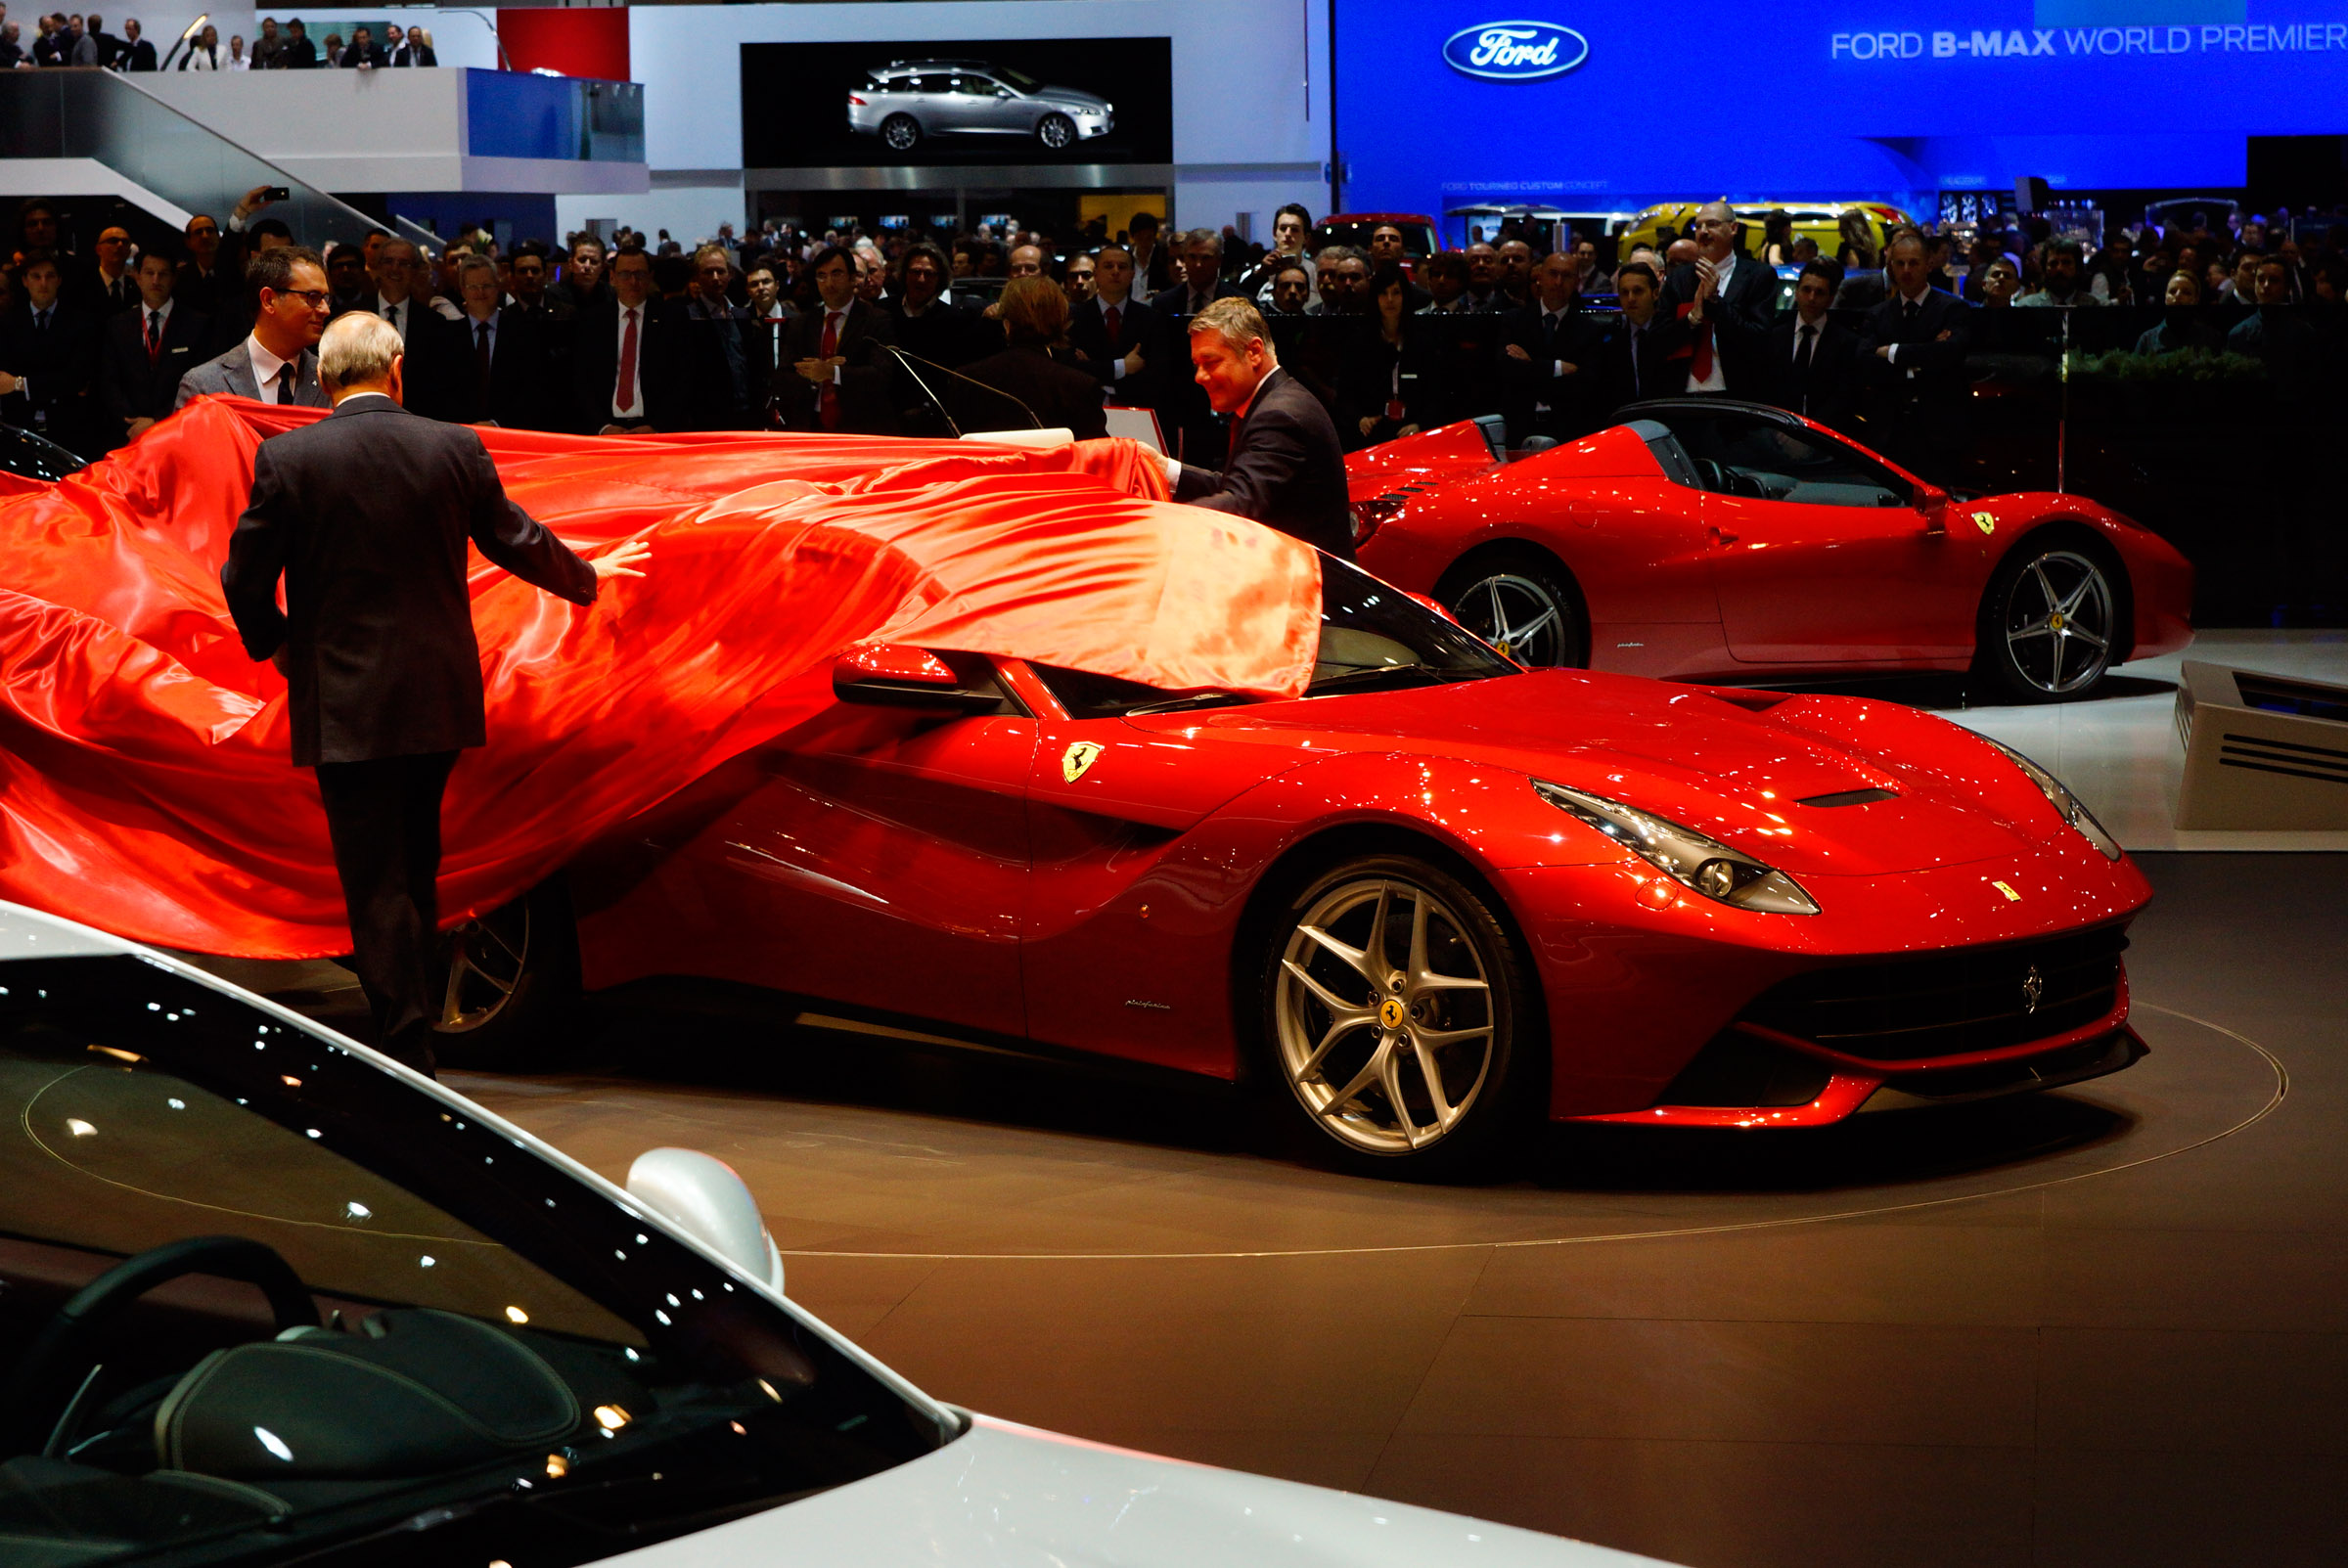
[1,399,1320,958]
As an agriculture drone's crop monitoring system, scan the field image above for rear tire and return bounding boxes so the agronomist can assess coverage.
[431,879,579,1071]
[1976,538,2122,702]
[1437,552,1586,668]
[1256,853,1543,1180]
[880,113,921,153]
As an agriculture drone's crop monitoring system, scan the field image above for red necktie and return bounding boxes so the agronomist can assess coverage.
[818,310,842,430]
[145,310,162,365]
[1684,301,1715,384]
[1104,303,1122,343]
[616,307,640,417]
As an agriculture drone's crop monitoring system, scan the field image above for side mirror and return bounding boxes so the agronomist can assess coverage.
[626,1147,786,1296]
[1916,486,1949,534]
[832,643,1001,712]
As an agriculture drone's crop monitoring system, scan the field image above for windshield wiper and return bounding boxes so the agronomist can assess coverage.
[1124,691,1253,717]
[1304,662,1453,695]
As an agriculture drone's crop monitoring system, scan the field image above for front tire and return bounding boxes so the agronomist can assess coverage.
[1260,854,1542,1179]
[1437,552,1586,668]
[1978,539,2121,701]
[880,113,921,153]
[431,879,579,1070]
[1035,112,1075,152]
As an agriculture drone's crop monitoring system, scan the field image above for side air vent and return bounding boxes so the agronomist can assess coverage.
[1797,788,1900,808]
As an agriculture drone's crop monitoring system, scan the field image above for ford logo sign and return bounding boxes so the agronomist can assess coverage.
[1441,20,1590,81]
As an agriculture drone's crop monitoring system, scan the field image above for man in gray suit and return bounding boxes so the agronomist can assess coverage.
[175,246,334,410]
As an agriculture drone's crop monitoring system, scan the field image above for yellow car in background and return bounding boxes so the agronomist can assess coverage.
[1617,201,1914,262]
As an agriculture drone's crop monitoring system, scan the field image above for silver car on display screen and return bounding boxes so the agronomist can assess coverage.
[846,60,1113,154]
[0,902,1670,1568]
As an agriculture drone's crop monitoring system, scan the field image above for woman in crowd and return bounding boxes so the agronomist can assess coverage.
[1836,209,1879,271]
[182,22,225,68]
[2135,270,2225,356]
[1758,210,1795,266]
[1337,263,1440,450]
[960,275,1107,439]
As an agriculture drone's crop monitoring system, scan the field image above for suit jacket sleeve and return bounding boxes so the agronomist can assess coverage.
[1173,403,1312,520]
[220,443,293,659]
[99,315,137,426]
[463,434,599,605]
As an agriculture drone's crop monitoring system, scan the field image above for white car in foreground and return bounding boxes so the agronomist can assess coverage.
[0,901,1670,1567]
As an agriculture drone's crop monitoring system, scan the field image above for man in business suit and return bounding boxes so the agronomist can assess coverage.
[221,311,649,1074]
[115,15,155,68]
[1593,261,1684,416]
[1763,260,1862,432]
[1152,229,1239,467]
[1066,243,1157,409]
[771,244,896,434]
[1662,202,1782,398]
[1499,250,1607,443]
[0,253,103,456]
[99,248,208,445]
[1170,296,1354,560]
[337,23,383,67]
[81,225,141,317]
[1861,227,1975,484]
[176,245,333,409]
[448,254,554,429]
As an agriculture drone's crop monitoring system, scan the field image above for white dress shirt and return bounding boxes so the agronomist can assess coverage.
[1684,250,1738,394]
[244,334,298,401]
[376,293,413,343]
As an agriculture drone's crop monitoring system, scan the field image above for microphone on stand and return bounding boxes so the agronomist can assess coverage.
[879,343,1046,435]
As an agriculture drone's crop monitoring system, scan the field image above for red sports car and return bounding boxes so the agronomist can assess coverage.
[455,559,2151,1177]
[1346,398,2194,701]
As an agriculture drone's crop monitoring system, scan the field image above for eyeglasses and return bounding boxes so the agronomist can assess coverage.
[275,290,334,308]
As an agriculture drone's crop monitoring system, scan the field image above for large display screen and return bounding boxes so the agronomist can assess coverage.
[1334,2,2348,220]
[741,39,1173,168]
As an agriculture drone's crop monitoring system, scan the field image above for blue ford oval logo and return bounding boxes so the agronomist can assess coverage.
[1441,20,1590,81]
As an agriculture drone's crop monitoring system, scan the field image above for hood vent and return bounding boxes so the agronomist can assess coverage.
[1797,787,1900,808]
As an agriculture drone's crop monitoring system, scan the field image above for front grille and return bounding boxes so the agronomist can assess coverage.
[1742,925,2128,1064]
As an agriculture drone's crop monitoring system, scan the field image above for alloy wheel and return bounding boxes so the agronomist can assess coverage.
[882,115,919,152]
[1037,113,1074,151]
[1274,876,1498,1156]
[437,900,529,1033]
[1454,572,1569,666]
[2002,549,2115,695]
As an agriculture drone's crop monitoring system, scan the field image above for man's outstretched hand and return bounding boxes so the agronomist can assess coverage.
[592,539,653,581]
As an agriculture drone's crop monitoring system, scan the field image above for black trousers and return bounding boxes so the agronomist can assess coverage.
[314,750,458,1074]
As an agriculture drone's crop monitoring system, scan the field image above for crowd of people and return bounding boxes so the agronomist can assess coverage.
[5,188,2346,488]
[0,7,439,69]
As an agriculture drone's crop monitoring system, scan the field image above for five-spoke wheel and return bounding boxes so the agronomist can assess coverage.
[1266,855,1536,1173]
[1439,556,1584,669]
[1981,543,2119,701]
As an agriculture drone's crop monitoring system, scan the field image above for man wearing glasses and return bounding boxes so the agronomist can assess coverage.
[1661,201,1780,397]
[174,246,333,409]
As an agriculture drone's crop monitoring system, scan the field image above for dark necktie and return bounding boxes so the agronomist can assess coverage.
[1903,297,1921,326]
[475,319,492,396]
[1104,303,1122,343]
[274,364,294,405]
[1544,311,1561,354]
[384,302,400,336]
[146,309,163,364]
[1797,323,1817,374]
[34,309,50,335]
[818,310,842,430]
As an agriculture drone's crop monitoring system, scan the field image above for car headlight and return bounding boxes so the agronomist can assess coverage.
[1532,779,1820,915]
[1985,739,2122,860]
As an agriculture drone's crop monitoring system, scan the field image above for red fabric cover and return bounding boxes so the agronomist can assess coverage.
[2,398,1319,958]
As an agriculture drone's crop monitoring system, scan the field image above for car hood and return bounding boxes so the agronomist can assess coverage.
[601,1415,1670,1566]
[1036,84,1110,110]
[1130,670,2073,876]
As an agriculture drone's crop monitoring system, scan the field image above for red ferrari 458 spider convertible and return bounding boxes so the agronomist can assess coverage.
[459,559,2151,1177]
[1346,399,2194,702]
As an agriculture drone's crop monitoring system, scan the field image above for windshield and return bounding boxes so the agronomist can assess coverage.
[0,955,950,1567]
[1036,555,1515,718]
[994,66,1043,92]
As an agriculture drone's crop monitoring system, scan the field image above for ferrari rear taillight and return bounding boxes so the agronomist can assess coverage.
[1352,492,1408,544]
[848,94,867,106]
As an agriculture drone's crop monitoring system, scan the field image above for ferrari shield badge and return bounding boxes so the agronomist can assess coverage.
[1972,511,1997,535]
[1061,741,1104,784]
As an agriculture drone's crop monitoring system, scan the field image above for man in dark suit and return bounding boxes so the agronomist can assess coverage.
[0,253,103,456]
[884,241,974,369]
[116,16,156,68]
[1762,260,1862,432]
[81,225,142,317]
[448,254,555,429]
[1171,297,1354,560]
[1066,243,1158,409]
[1861,227,1975,484]
[1662,202,1783,397]
[572,243,717,433]
[176,246,333,409]
[99,249,209,445]
[337,23,384,67]
[959,276,1107,438]
[221,310,649,1074]
[770,245,897,434]
[1499,250,1607,443]
[1152,229,1239,467]
[1593,261,1684,416]
[684,242,756,427]
[1127,210,1174,301]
